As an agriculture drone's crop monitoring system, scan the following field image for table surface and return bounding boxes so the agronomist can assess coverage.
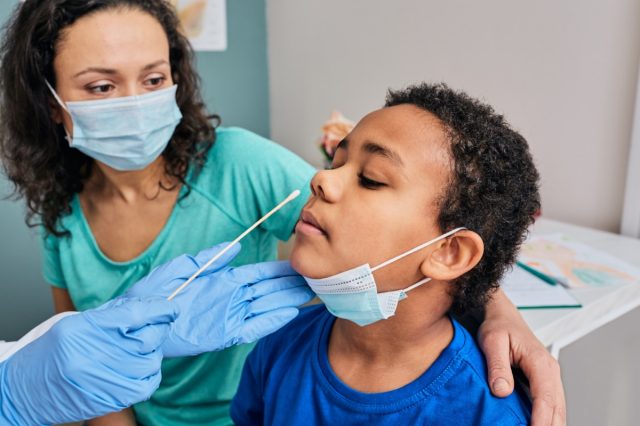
[523,218,640,355]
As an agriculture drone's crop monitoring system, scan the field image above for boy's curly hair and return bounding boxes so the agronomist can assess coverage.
[385,83,540,314]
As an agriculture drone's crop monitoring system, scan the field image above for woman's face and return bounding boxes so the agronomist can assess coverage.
[51,7,173,135]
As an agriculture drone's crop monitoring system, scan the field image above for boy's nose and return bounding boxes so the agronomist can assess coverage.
[310,169,343,203]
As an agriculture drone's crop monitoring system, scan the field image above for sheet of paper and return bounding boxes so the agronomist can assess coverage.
[502,266,581,309]
[172,0,227,51]
[520,234,640,288]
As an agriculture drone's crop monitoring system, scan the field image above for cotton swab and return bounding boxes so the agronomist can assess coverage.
[167,189,301,301]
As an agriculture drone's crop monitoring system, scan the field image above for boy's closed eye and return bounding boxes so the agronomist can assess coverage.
[332,142,396,190]
[330,157,388,190]
[358,173,386,189]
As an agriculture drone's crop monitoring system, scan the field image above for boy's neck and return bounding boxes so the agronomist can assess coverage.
[327,282,454,393]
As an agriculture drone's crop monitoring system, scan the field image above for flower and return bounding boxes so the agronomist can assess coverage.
[318,111,355,165]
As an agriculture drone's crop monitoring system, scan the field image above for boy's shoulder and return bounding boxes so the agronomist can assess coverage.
[261,303,332,344]
[258,304,329,349]
[446,319,532,425]
[241,309,530,425]
[249,304,330,375]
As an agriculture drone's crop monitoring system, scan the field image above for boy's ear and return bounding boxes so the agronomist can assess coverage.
[419,230,484,281]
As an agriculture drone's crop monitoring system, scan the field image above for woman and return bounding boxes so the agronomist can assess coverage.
[0,1,564,425]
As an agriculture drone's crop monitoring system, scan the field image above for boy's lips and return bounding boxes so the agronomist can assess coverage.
[296,210,327,237]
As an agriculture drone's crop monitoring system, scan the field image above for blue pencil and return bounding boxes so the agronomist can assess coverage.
[516,261,559,286]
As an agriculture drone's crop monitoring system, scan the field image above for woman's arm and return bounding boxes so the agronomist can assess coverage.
[87,409,136,426]
[0,297,174,425]
[51,287,76,313]
[478,288,566,426]
[50,287,136,425]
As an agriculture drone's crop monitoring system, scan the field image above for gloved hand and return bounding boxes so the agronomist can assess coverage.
[127,242,314,357]
[0,297,178,425]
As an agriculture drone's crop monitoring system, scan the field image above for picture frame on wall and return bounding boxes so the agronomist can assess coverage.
[170,0,227,51]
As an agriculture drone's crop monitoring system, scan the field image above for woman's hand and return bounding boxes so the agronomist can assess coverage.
[126,242,315,357]
[0,297,177,425]
[478,289,566,426]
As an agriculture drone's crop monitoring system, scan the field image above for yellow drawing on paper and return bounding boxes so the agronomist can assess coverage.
[520,235,640,288]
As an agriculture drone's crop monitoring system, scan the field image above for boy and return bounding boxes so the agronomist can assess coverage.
[230,83,539,425]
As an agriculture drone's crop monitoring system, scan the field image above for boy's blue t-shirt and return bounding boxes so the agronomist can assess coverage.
[231,305,531,426]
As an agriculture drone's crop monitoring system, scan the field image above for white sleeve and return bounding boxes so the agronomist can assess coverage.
[0,312,79,362]
[0,341,16,360]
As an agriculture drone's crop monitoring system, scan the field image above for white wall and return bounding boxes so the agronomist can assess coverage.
[266,0,640,232]
[559,307,640,426]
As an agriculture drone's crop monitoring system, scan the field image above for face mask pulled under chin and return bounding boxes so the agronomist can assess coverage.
[45,81,182,171]
[303,227,466,326]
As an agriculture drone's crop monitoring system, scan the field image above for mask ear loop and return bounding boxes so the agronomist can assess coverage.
[371,227,467,272]
[44,80,73,144]
[372,227,467,296]
[402,277,432,293]
[44,80,69,112]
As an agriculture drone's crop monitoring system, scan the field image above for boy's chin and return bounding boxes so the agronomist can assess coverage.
[289,247,314,277]
[289,245,339,279]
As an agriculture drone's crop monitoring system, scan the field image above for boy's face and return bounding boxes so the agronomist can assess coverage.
[291,105,453,291]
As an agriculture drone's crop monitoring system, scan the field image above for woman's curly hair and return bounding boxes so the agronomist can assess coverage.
[385,83,541,315]
[0,0,216,236]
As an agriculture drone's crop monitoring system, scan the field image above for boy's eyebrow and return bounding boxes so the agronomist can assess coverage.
[362,141,404,167]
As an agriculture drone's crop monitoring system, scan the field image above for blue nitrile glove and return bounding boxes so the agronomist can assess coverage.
[0,297,178,426]
[127,242,315,357]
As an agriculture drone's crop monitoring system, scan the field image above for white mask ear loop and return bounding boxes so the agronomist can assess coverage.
[402,277,432,293]
[371,227,467,294]
[372,227,467,296]
[45,80,73,143]
[44,80,69,113]
[371,227,467,272]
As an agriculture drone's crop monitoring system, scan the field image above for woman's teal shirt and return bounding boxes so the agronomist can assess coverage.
[41,127,315,425]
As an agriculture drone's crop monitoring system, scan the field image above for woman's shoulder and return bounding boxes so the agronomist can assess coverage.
[40,196,84,245]
[207,127,308,166]
[185,127,315,236]
[189,126,315,194]
[212,126,271,147]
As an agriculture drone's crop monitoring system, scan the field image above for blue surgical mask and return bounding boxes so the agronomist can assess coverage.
[303,227,466,326]
[45,81,182,171]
